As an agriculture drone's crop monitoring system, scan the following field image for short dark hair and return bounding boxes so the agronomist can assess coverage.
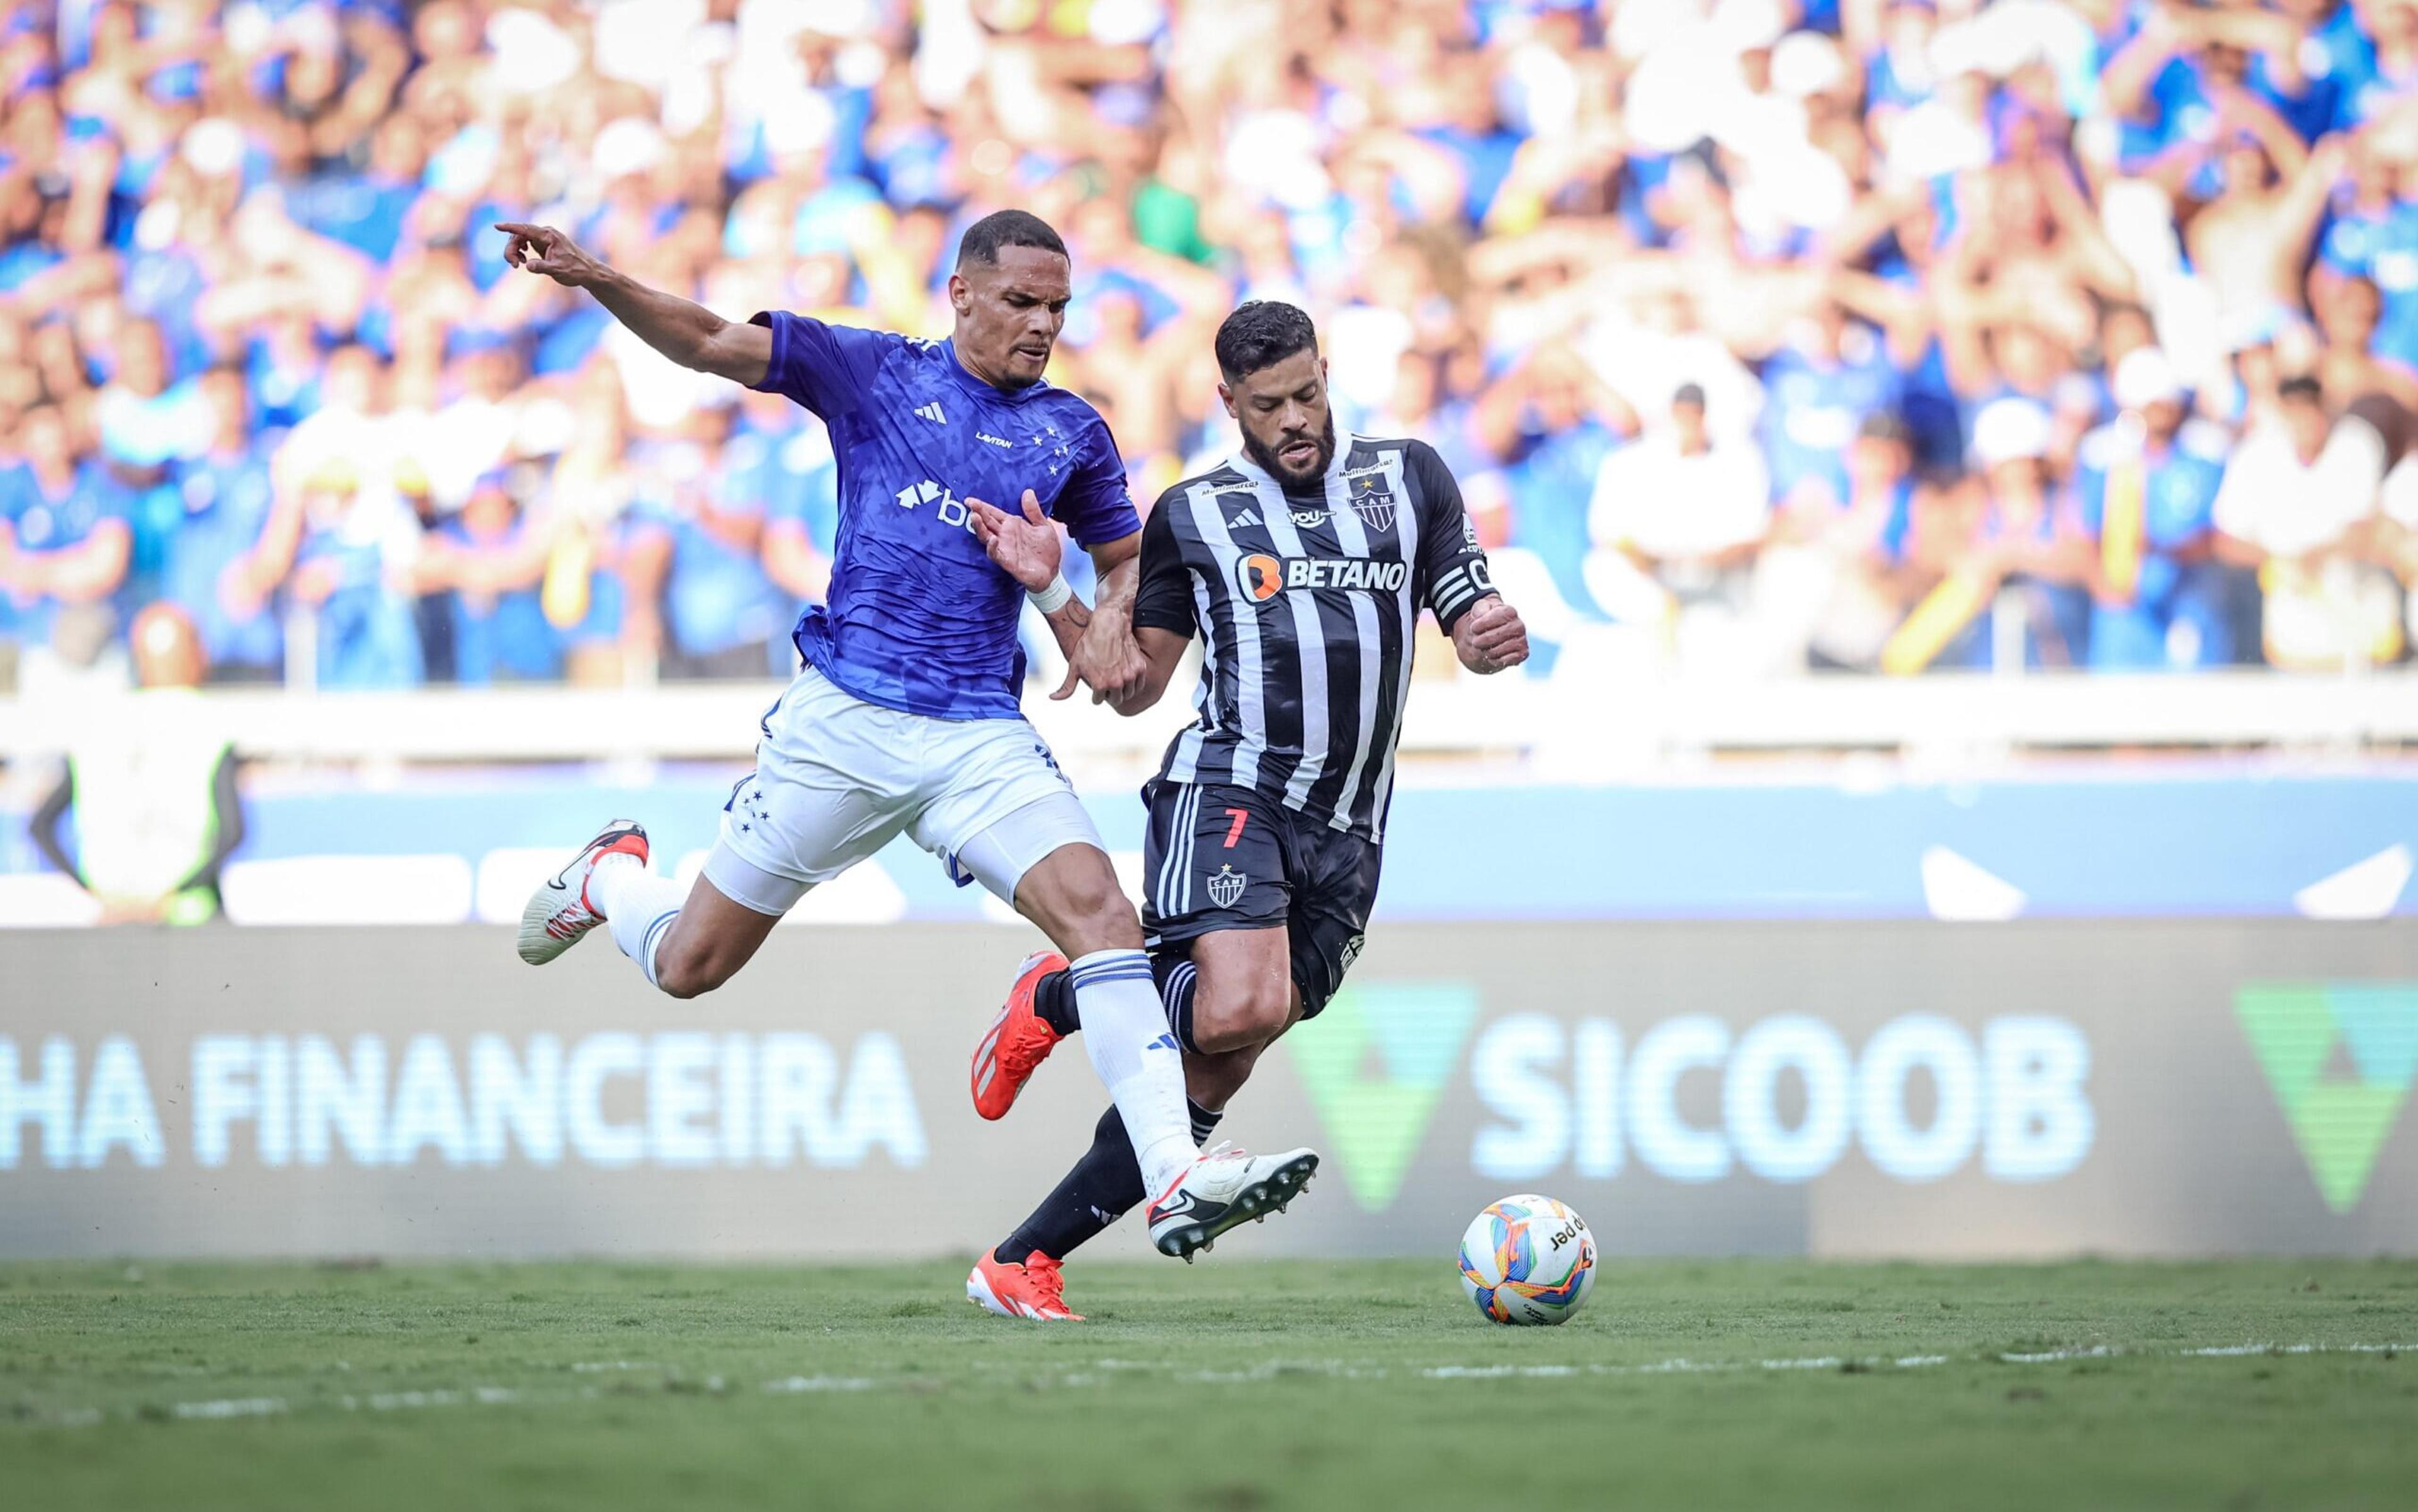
[2278,374,2325,404]
[1214,301,1319,382]
[956,209,1067,269]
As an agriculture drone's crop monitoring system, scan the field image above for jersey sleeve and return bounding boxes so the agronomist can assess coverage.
[746,311,896,419]
[1053,409,1142,549]
[1130,490,1196,637]
[1407,440,1494,633]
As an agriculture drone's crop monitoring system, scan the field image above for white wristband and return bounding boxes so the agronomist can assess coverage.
[1029,574,1073,614]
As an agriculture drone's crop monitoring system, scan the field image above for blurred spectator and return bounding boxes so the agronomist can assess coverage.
[2073,348,2237,668]
[1761,302,1902,513]
[95,317,211,594]
[1,402,133,668]
[739,385,839,640]
[1757,411,1927,671]
[162,366,283,680]
[1479,341,1637,617]
[421,469,555,686]
[1585,382,1771,674]
[272,348,426,688]
[2215,377,2405,665]
[0,0,2412,686]
[1890,396,2094,671]
[622,399,784,680]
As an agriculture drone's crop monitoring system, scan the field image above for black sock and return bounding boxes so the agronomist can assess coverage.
[1034,968,1080,1035]
[997,1105,1145,1265]
[993,1098,1228,1266]
[1154,953,1201,1054]
[1036,958,1198,1049]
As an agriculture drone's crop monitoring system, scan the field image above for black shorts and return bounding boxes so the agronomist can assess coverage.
[1138,778,1383,1020]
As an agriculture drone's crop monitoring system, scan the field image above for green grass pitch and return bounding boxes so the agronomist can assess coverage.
[5,1258,2416,1509]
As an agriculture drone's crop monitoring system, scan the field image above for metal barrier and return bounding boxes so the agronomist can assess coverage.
[4,668,2417,765]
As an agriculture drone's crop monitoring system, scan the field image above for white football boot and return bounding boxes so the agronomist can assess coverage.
[516,820,650,965]
[1145,1143,1320,1261]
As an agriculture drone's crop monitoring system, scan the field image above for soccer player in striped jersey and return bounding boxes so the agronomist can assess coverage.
[962,301,1530,1319]
[499,211,1317,1263]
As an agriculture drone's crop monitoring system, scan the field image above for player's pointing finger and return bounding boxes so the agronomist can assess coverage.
[1019,489,1047,526]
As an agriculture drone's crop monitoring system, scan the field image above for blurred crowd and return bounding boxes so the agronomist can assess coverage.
[6,0,2418,693]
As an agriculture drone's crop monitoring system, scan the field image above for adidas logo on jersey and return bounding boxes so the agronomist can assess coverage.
[1227,507,1262,528]
[914,402,946,424]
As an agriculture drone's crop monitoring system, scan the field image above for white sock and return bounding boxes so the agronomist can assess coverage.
[1068,948,1195,1195]
[587,853,689,990]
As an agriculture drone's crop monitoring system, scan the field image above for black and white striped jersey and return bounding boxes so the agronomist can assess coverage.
[1130,434,1496,841]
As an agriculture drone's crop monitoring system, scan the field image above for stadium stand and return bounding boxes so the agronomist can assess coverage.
[3,0,2418,707]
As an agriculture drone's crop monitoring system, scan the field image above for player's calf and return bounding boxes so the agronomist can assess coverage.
[635,873,784,998]
[649,923,755,999]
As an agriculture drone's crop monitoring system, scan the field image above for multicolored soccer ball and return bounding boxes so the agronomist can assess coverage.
[1458,1194,1597,1326]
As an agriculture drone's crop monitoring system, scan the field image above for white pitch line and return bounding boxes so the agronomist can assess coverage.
[37,1342,2407,1430]
[761,1375,874,1394]
[171,1397,287,1419]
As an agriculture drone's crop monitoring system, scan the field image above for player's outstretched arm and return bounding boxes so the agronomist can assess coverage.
[497,222,769,387]
[1452,594,1530,675]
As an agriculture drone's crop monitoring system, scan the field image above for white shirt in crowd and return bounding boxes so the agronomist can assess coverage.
[2212,415,2385,559]
[1589,431,1772,561]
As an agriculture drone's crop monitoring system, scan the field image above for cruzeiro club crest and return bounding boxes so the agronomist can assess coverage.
[2236,982,2418,1212]
[1285,982,1479,1212]
[1347,469,1396,532]
[1206,865,1247,909]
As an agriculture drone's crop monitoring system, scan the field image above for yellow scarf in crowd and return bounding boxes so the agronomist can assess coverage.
[1880,567,1994,675]
[2099,453,2147,600]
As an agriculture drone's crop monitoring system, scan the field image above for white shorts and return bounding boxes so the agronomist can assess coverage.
[702,663,1102,917]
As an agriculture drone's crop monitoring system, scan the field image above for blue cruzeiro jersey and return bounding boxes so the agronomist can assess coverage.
[748,310,1140,720]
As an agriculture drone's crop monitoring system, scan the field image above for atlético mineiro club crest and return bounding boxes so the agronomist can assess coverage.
[1207,865,1247,909]
[1348,471,1396,532]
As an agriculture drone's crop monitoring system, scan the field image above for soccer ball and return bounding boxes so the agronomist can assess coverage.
[1458,1193,1596,1326]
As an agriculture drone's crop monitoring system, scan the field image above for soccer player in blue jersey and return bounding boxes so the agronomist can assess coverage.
[497,210,1316,1257]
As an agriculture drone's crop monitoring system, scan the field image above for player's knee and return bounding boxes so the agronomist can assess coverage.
[1024,849,1141,954]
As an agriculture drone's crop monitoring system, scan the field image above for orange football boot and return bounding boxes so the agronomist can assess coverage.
[970,949,1070,1120]
[967,1249,1084,1321]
